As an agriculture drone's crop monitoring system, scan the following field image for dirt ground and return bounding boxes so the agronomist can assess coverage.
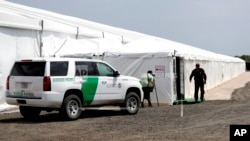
[0,82,250,141]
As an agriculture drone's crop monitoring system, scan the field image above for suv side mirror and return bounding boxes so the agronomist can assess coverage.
[114,71,120,77]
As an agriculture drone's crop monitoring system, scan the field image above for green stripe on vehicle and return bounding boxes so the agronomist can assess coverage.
[81,76,98,105]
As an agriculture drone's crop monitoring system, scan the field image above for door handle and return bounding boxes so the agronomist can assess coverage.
[79,80,85,83]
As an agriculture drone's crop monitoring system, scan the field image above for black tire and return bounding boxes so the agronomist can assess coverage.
[60,95,82,120]
[19,106,41,120]
[123,92,140,114]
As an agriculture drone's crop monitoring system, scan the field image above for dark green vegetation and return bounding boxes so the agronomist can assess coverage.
[236,55,250,62]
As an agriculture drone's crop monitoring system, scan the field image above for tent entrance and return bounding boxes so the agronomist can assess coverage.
[176,57,185,100]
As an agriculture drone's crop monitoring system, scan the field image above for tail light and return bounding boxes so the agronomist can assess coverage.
[43,76,51,91]
[6,76,10,90]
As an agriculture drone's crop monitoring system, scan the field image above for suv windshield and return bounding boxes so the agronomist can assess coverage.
[11,62,46,76]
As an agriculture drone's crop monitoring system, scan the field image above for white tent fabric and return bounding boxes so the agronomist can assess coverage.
[55,38,123,57]
[103,37,245,104]
[0,1,245,105]
[0,27,40,104]
[111,36,243,62]
[0,0,143,105]
[104,52,175,104]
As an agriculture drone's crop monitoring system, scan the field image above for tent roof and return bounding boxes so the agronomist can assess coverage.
[0,0,244,63]
[0,0,143,41]
[108,37,244,62]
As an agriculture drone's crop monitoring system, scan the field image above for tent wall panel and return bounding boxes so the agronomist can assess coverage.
[104,53,175,104]
[56,39,98,56]
[41,31,76,57]
[184,60,245,99]
[103,53,245,105]
[16,29,40,58]
[0,27,39,104]
[0,27,16,104]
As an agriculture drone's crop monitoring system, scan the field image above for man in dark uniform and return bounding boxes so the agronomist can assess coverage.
[189,63,207,103]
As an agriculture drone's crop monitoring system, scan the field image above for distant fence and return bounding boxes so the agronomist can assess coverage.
[246,62,250,70]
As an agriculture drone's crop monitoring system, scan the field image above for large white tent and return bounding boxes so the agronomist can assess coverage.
[102,37,245,104]
[0,1,245,106]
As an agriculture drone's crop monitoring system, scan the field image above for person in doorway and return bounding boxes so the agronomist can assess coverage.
[189,63,207,103]
[140,70,155,107]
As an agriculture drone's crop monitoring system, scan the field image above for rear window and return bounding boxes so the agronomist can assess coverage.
[11,62,46,76]
[50,61,68,76]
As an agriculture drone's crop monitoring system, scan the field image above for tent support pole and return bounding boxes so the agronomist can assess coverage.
[154,84,159,107]
[39,20,44,57]
[76,27,79,39]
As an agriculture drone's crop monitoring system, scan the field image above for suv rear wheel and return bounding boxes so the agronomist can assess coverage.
[123,92,140,114]
[60,95,82,120]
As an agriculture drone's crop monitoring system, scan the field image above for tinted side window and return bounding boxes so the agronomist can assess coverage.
[11,62,46,76]
[75,62,97,76]
[50,61,68,76]
[96,62,115,76]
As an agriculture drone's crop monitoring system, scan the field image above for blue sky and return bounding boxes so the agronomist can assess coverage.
[7,0,250,56]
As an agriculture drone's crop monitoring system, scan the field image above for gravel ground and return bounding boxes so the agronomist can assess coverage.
[0,82,250,141]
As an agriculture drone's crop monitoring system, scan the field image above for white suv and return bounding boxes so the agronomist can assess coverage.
[6,58,143,120]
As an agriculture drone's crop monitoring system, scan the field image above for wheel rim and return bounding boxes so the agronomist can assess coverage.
[67,100,79,117]
[127,97,138,112]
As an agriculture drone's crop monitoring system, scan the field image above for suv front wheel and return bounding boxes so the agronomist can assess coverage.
[123,92,140,114]
[60,95,82,120]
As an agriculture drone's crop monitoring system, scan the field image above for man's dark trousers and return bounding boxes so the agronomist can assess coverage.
[194,81,205,102]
